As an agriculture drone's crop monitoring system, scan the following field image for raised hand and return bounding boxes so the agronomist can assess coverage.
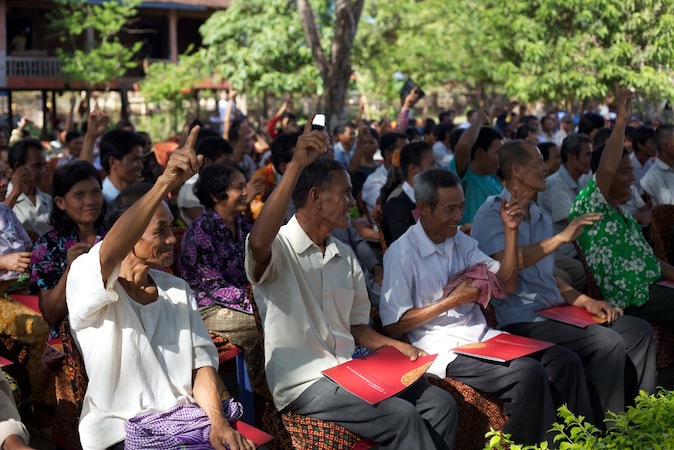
[560,212,603,243]
[477,108,492,126]
[404,88,421,108]
[159,125,203,191]
[86,106,109,138]
[615,87,634,122]
[291,114,329,168]
[500,188,525,230]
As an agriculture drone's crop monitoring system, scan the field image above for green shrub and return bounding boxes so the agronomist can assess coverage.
[485,389,674,450]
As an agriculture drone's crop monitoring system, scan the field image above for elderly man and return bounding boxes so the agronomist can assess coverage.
[67,127,253,450]
[245,119,457,449]
[472,136,656,426]
[572,92,674,329]
[380,168,593,446]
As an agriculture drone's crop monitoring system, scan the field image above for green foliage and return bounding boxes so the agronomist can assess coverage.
[480,0,674,104]
[485,390,674,450]
[139,52,207,138]
[199,0,320,96]
[47,0,142,88]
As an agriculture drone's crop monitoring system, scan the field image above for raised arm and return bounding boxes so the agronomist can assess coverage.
[80,106,109,164]
[348,125,369,175]
[394,88,420,133]
[596,89,632,198]
[495,196,523,292]
[453,109,490,177]
[99,126,202,282]
[248,116,329,280]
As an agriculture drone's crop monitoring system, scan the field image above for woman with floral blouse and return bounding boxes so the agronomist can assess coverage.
[178,162,263,391]
[30,161,106,332]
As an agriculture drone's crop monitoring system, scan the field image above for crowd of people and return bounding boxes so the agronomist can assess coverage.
[0,85,673,450]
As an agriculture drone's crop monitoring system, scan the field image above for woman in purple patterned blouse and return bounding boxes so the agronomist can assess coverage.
[178,162,263,390]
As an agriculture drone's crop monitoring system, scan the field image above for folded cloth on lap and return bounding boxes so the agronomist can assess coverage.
[124,399,243,449]
[442,263,506,308]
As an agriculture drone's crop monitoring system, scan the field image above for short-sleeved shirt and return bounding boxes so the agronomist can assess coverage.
[66,242,218,450]
[178,210,252,313]
[244,216,370,410]
[0,205,32,281]
[570,176,661,308]
[7,184,52,237]
[177,174,202,226]
[640,158,674,206]
[472,190,564,327]
[102,177,120,205]
[630,152,652,193]
[380,221,501,377]
[361,163,388,216]
[448,159,502,225]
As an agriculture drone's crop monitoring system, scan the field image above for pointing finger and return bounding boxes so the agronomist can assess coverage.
[304,113,316,135]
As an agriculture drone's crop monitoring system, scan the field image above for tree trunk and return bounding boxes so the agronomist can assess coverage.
[119,82,130,121]
[298,0,364,131]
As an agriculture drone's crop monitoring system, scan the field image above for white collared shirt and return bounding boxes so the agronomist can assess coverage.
[380,221,501,377]
[6,183,52,237]
[402,181,416,203]
[361,163,389,216]
[640,157,674,205]
[245,215,370,410]
[102,177,120,205]
[66,242,218,450]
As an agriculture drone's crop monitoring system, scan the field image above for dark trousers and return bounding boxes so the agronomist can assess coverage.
[106,442,124,450]
[506,316,656,424]
[446,345,590,446]
[287,378,457,450]
[626,282,674,328]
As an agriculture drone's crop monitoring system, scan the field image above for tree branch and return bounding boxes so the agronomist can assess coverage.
[297,0,329,80]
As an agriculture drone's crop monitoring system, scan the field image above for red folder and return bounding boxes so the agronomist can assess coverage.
[0,356,13,367]
[537,305,607,328]
[8,294,41,315]
[452,333,554,362]
[322,346,437,405]
[233,421,273,446]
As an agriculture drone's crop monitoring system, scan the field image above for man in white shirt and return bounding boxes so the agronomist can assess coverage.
[99,130,145,204]
[6,139,52,237]
[245,121,457,449]
[630,126,656,188]
[380,168,591,446]
[641,125,674,205]
[67,129,252,450]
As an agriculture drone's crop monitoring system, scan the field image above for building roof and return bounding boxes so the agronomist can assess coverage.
[140,0,228,10]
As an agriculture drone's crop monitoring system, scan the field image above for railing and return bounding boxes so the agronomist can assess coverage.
[5,56,62,78]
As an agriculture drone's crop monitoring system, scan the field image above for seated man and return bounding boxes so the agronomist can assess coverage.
[245,120,457,449]
[571,91,674,329]
[99,129,145,204]
[537,133,593,290]
[380,168,592,445]
[640,124,674,206]
[66,128,253,450]
[472,138,656,424]
[6,139,51,238]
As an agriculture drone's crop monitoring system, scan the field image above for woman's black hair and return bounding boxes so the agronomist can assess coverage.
[193,162,244,209]
[50,161,105,236]
[378,141,432,207]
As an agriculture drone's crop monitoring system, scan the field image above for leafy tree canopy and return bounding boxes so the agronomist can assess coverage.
[47,0,142,89]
